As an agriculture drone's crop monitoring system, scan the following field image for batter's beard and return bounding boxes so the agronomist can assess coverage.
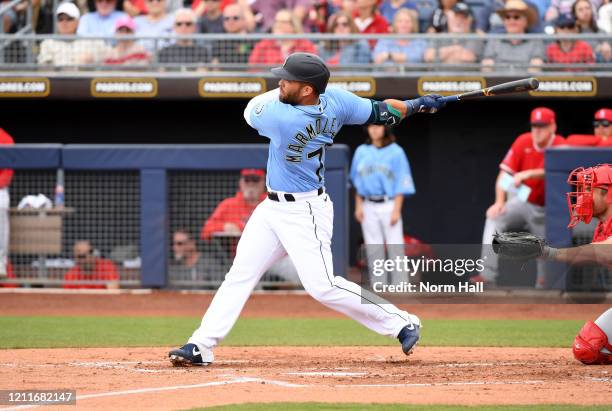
[279,92,299,105]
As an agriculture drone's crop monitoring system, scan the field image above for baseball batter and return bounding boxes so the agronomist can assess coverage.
[169,52,446,366]
[351,125,415,285]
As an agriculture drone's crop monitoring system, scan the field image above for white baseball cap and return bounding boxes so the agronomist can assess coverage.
[56,2,80,19]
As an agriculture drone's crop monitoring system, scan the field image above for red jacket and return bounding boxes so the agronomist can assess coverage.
[0,128,14,189]
[565,134,612,147]
[63,258,119,289]
[201,191,267,240]
[248,39,318,65]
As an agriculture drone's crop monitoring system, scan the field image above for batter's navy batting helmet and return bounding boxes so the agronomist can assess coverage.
[271,52,330,94]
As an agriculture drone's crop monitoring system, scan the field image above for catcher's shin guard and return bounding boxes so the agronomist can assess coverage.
[573,321,612,365]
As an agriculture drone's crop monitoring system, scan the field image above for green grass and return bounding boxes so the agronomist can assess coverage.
[0,317,583,349]
[188,404,610,411]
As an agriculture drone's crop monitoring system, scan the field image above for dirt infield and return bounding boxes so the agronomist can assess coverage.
[1,292,611,409]
[1,346,610,410]
[0,291,609,319]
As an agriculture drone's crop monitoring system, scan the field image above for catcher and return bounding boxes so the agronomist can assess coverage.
[493,163,612,364]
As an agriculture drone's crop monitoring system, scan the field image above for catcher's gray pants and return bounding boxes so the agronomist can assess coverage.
[0,188,8,276]
[481,197,546,286]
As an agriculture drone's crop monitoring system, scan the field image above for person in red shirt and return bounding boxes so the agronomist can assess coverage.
[566,108,612,147]
[354,0,390,47]
[201,169,267,240]
[248,9,317,65]
[477,107,565,287]
[546,14,594,70]
[0,128,14,278]
[532,164,612,365]
[63,240,119,289]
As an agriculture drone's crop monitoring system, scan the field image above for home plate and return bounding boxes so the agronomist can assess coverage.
[285,371,368,377]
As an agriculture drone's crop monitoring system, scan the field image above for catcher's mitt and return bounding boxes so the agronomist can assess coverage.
[491,232,548,260]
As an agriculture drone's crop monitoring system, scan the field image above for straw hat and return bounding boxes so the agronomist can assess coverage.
[496,0,539,29]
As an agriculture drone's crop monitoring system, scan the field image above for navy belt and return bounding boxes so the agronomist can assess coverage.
[268,187,324,202]
[364,196,388,203]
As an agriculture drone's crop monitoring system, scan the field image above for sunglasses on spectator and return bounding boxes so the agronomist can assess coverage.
[243,176,262,183]
[504,14,523,20]
[96,0,115,3]
[146,0,164,3]
[117,27,133,33]
[557,24,575,29]
[594,120,610,127]
[175,21,194,27]
[57,15,75,22]
[224,15,241,21]
[173,241,186,246]
[336,20,350,27]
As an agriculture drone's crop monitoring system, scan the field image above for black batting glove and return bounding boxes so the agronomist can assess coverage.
[404,94,446,115]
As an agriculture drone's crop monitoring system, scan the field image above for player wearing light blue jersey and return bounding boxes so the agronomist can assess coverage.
[170,52,446,366]
[351,125,415,285]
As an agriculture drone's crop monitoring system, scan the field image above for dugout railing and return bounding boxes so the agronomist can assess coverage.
[0,33,610,74]
[0,144,351,289]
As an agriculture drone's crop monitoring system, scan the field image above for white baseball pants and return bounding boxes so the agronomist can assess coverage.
[0,188,9,276]
[189,192,418,350]
[360,199,406,284]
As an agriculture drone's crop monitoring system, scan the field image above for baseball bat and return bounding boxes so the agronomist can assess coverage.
[441,78,539,103]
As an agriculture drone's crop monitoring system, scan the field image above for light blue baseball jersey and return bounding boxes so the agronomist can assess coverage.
[244,86,373,193]
[350,143,415,197]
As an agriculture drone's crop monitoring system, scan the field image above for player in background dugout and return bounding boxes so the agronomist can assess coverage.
[566,108,612,147]
[0,128,14,278]
[351,124,415,285]
[478,107,565,288]
[63,240,119,289]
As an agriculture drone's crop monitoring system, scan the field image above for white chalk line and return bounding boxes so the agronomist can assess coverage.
[285,372,368,377]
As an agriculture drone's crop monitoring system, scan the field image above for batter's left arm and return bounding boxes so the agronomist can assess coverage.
[368,96,447,126]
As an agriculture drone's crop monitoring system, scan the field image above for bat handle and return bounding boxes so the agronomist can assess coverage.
[441,95,460,103]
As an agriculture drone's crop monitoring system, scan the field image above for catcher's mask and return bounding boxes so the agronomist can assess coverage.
[566,164,612,228]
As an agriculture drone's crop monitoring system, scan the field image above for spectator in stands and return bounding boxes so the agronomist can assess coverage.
[77,0,128,36]
[104,16,151,65]
[196,0,224,33]
[373,8,426,65]
[598,0,612,32]
[481,0,544,71]
[566,108,612,146]
[63,240,119,289]
[169,228,211,284]
[38,2,110,66]
[0,128,13,279]
[248,9,317,65]
[318,11,372,65]
[134,0,174,52]
[354,0,390,44]
[159,8,210,66]
[250,0,312,33]
[306,0,332,32]
[573,0,611,61]
[427,0,460,33]
[380,0,418,24]
[201,169,267,241]
[424,3,483,64]
[211,3,254,64]
[546,13,595,68]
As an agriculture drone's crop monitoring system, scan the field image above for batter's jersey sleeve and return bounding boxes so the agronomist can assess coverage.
[244,88,282,142]
[326,86,373,125]
[393,147,416,196]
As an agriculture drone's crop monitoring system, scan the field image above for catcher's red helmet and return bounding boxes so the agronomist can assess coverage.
[566,164,612,228]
